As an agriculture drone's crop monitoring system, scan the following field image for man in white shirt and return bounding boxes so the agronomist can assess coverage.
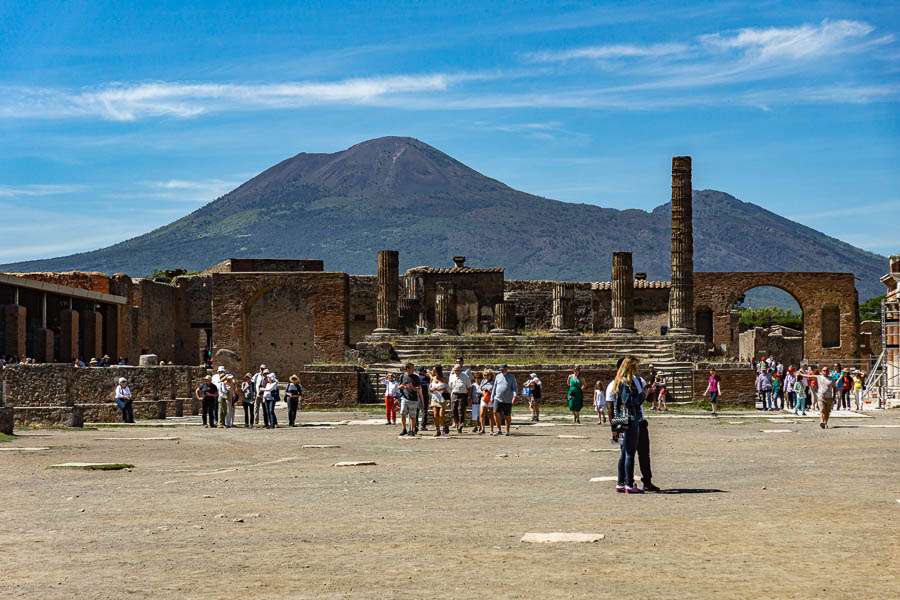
[252,365,268,428]
[448,364,472,434]
[212,366,228,428]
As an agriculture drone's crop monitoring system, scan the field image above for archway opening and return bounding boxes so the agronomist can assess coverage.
[734,286,804,365]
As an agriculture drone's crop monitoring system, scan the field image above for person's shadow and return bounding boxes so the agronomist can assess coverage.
[657,488,727,494]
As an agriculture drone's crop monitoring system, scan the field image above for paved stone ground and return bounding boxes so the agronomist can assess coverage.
[1,408,898,599]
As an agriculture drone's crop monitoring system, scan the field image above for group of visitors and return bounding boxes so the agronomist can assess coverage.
[381,357,530,437]
[195,364,303,429]
[752,356,866,428]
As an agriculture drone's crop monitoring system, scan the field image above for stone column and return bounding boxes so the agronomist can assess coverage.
[490,302,517,336]
[433,282,458,335]
[1,304,26,357]
[550,283,576,335]
[81,310,103,361]
[32,328,54,363]
[59,309,79,363]
[668,156,694,335]
[373,250,400,336]
[610,252,636,335]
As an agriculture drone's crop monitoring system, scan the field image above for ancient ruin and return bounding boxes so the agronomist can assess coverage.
[1,156,880,424]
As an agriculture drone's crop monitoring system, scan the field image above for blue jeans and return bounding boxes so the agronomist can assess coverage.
[115,398,134,423]
[759,389,771,410]
[264,399,277,427]
[617,421,640,487]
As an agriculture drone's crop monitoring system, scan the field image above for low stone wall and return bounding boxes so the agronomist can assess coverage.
[78,401,165,423]
[693,363,757,407]
[298,371,358,409]
[2,364,207,407]
[14,406,84,428]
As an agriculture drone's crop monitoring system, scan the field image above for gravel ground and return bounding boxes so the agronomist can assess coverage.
[1,407,898,599]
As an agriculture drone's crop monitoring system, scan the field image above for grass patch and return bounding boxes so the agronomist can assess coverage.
[0,434,16,443]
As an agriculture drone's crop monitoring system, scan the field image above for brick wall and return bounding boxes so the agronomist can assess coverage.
[504,280,594,332]
[6,272,111,295]
[693,363,757,407]
[349,275,377,344]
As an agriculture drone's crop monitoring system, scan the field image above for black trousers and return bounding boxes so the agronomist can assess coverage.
[202,397,217,425]
[637,419,653,486]
[243,402,254,426]
[288,398,299,426]
[420,391,429,428]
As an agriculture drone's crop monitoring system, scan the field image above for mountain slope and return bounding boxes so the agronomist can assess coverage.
[1,136,887,300]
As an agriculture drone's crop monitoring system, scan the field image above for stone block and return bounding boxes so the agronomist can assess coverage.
[13,406,83,428]
[0,407,12,434]
[139,354,158,366]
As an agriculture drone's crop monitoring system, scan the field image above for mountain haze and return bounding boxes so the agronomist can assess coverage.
[1,137,887,300]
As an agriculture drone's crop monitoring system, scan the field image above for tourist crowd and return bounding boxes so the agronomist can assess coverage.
[751,355,866,429]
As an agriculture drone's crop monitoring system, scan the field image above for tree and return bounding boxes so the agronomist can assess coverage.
[859,295,885,322]
[737,306,802,330]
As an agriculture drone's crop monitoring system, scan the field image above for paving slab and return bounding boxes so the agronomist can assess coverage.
[760,429,794,433]
[521,532,605,544]
[48,463,134,470]
[589,448,619,452]
[557,435,587,439]
[302,444,340,448]
[589,476,617,482]
[334,461,376,467]
[94,437,179,441]
[0,447,50,451]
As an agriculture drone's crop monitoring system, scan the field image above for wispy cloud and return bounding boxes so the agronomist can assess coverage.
[473,120,589,141]
[0,73,476,121]
[0,184,88,197]
[788,201,900,221]
[525,43,689,63]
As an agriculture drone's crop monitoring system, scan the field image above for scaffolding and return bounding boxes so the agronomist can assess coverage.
[863,298,900,409]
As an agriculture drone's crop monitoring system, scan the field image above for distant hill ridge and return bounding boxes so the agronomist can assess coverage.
[1,136,886,301]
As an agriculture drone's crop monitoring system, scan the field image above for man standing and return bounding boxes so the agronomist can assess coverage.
[196,374,217,427]
[455,356,473,426]
[606,358,660,492]
[448,364,472,434]
[211,366,228,428]
[398,362,422,436]
[490,364,517,436]
[417,365,430,431]
[252,365,269,428]
[801,367,836,429]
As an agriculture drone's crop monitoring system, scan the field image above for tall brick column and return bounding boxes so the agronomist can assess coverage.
[669,156,694,336]
[373,250,400,336]
[490,302,517,336]
[80,310,103,360]
[610,252,636,335]
[59,309,79,362]
[550,283,576,335]
[433,281,458,336]
[1,304,26,357]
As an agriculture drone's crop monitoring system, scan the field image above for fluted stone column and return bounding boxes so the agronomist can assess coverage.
[668,156,694,335]
[59,309,79,363]
[550,283,576,335]
[81,309,103,361]
[373,250,400,336]
[1,304,26,357]
[610,252,636,335]
[433,282,458,336]
[490,302,517,336]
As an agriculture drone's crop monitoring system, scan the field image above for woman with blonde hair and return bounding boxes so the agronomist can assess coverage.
[612,356,645,494]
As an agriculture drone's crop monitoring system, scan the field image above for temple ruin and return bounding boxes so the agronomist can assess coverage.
[1,156,881,426]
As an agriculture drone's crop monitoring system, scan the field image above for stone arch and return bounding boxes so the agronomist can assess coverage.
[693,272,858,361]
[244,284,315,376]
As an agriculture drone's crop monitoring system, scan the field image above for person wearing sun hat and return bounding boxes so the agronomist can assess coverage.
[286,374,303,427]
[114,376,133,423]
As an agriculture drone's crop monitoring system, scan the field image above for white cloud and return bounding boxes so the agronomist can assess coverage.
[699,19,877,62]
[0,184,88,197]
[525,43,689,63]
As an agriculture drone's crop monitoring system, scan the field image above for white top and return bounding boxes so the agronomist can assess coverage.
[430,380,448,402]
[115,385,131,400]
[448,371,472,394]
[382,379,399,397]
[593,389,605,408]
[606,377,645,420]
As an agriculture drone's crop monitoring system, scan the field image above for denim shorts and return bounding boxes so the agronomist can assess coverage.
[709,391,719,403]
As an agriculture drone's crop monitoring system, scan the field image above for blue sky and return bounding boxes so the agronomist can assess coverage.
[0,0,898,263]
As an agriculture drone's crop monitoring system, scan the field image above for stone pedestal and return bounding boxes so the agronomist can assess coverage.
[32,328,55,363]
[490,302,517,336]
[433,282,459,336]
[80,310,103,361]
[372,250,400,336]
[1,304,26,358]
[139,354,159,366]
[59,309,79,363]
[550,283,576,335]
[610,252,636,335]
[669,156,695,336]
